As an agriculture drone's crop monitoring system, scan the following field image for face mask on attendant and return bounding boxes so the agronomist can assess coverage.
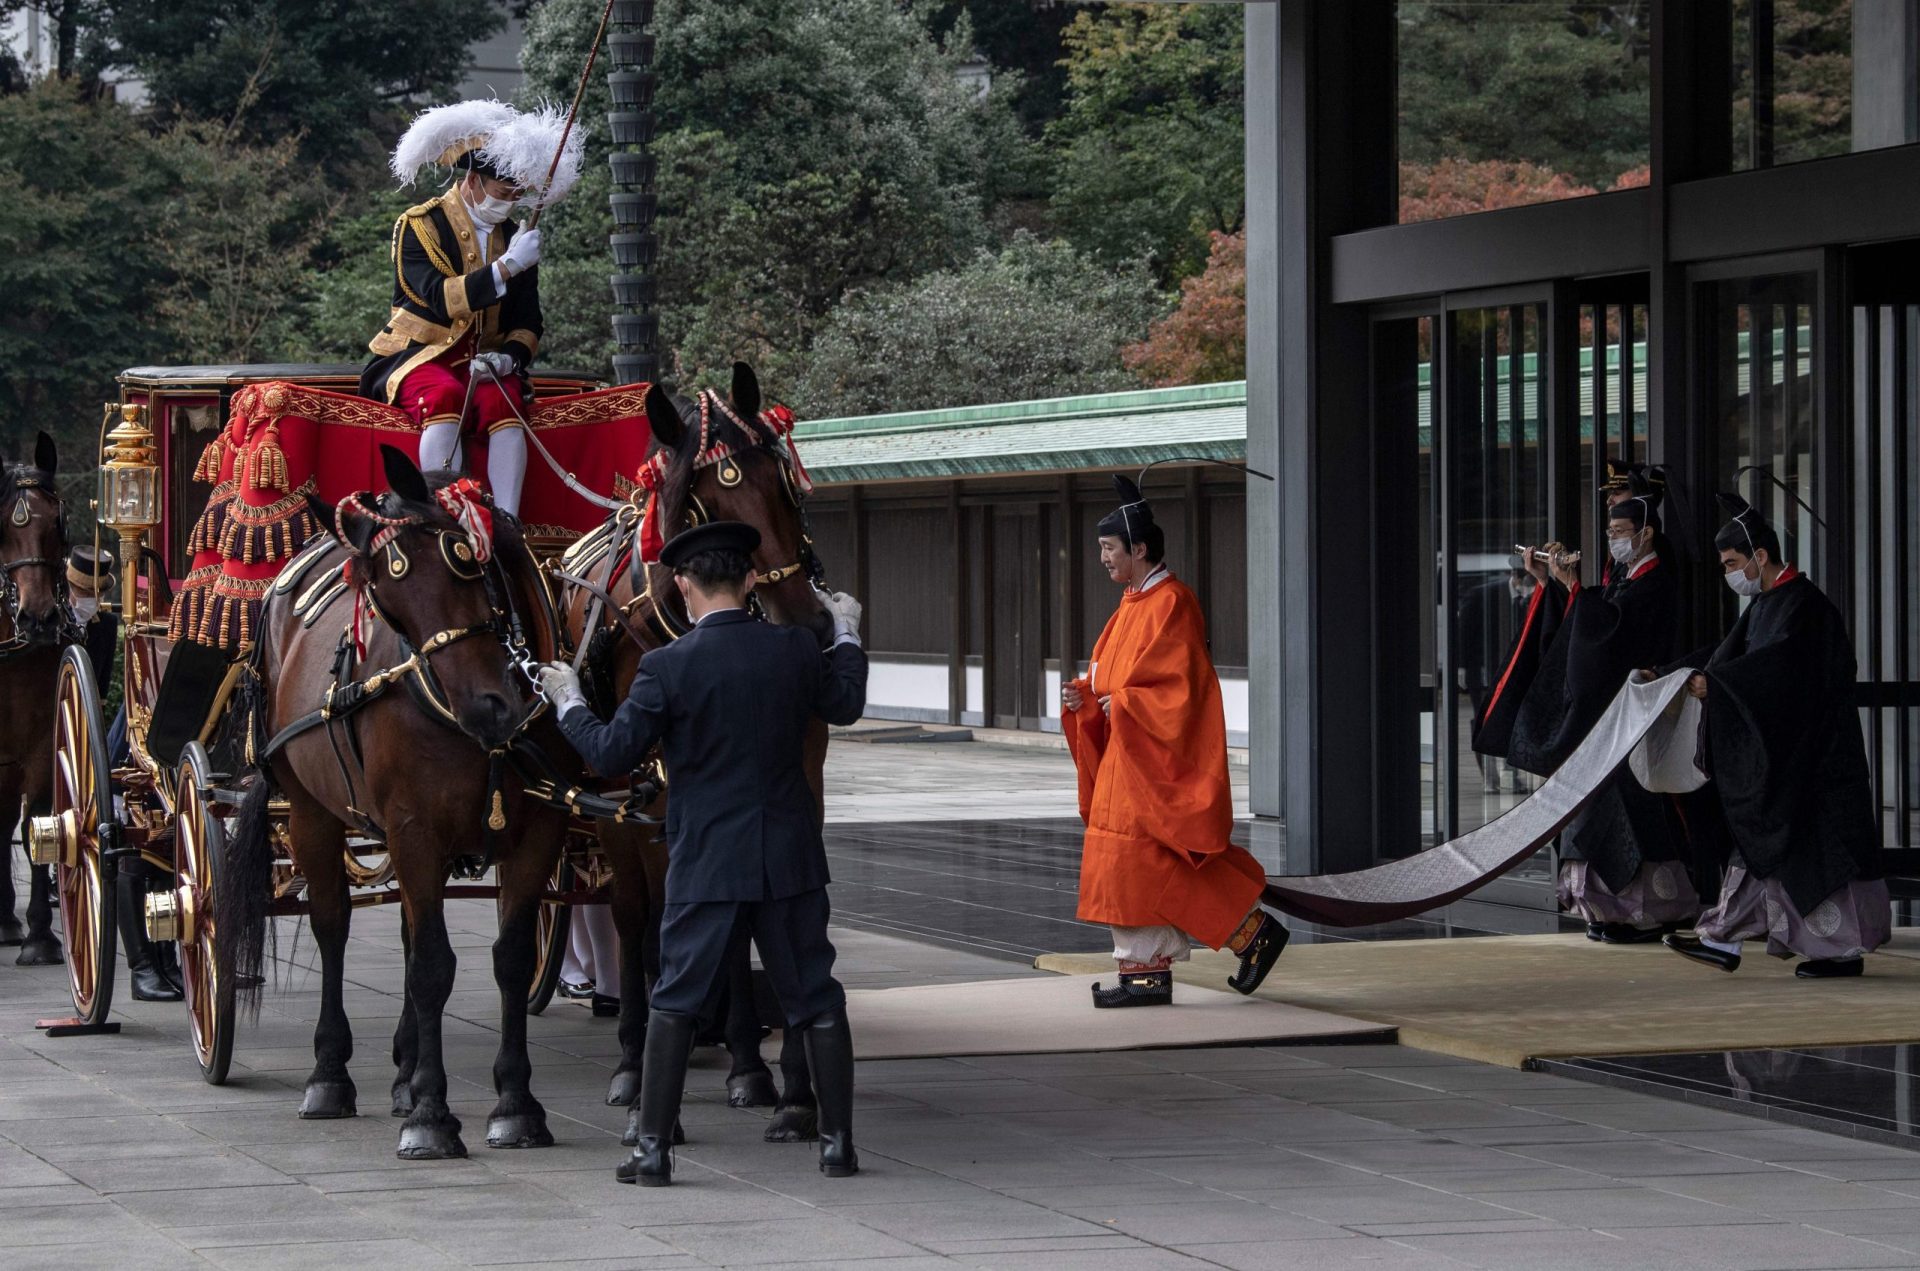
[1608,537,1636,566]
[1726,563,1763,597]
[71,596,97,623]
[466,193,515,227]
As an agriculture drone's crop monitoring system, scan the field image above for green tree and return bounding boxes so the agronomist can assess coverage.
[1047,3,1243,285]
[519,0,1030,387]
[1397,3,1651,191]
[0,81,172,461]
[105,0,506,173]
[792,233,1166,418]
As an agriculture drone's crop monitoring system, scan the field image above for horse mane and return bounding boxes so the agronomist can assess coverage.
[0,461,52,505]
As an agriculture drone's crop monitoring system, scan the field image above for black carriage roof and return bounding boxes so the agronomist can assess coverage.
[117,363,607,389]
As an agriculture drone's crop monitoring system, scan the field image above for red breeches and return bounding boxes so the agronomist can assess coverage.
[397,357,526,435]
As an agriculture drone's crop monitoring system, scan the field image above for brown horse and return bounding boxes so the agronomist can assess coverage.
[217,446,571,1159]
[1,432,75,963]
[560,365,834,1143]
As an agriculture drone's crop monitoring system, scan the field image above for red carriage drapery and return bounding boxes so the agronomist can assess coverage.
[171,380,654,648]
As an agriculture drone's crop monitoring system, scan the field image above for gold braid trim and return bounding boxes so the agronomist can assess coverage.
[409,214,460,279]
[531,387,654,430]
[391,215,428,308]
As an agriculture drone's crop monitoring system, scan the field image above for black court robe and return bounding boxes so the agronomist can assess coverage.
[1670,573,1880,915]
[1475,558,1686,892]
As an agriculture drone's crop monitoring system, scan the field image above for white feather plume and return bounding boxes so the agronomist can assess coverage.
[390,99,518,187]
[479,102,587,209]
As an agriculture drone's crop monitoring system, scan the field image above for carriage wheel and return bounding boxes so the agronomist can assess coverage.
[523,859,570,1016]
[174,743,235,1085]
[51,646,116,1027]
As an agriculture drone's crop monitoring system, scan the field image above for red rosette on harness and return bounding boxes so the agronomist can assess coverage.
[433,476,495,563]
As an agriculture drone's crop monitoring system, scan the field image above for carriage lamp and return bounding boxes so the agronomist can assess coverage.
[100,402,160,620]
[101,402,160,531]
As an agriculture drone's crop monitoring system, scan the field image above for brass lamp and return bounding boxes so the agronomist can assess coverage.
[99,402,159,621]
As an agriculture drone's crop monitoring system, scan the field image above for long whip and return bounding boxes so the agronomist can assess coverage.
[526,0,618,230]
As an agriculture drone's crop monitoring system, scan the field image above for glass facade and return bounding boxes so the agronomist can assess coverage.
[1733,0,1920,171]
[1397,2,1651,223]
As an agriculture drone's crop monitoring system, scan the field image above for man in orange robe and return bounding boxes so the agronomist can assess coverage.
[1061,476,1287,1008]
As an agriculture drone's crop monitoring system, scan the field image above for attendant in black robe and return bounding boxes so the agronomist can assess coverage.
[1663,496,1891,978]
[1475,480,1699,941]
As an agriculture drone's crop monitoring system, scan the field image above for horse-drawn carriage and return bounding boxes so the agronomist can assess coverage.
[23,360,829,1153]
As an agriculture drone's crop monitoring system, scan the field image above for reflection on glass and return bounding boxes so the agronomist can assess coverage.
[1397,2,1650,223]
[1712,276,1820,577]
[1447,306,1549,855]
[1733,0,1919,170]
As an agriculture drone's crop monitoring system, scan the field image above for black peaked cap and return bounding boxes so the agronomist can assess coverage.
[659,520,762,570]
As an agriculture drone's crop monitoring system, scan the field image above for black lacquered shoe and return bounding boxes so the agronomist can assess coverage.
[1585,923,1605,942]
[558,978,594,1000]
[591,993,620,1018]
[1663,933,1739,972]
[1598,922,1676,945]
[1795,958,1863,979]
[1091,970,1172,1008]
[1226,913,1290,995]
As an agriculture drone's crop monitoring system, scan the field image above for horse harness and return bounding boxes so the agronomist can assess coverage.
[0,467,80,661]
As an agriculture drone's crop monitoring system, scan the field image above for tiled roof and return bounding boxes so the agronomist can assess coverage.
[794,381,1246,484]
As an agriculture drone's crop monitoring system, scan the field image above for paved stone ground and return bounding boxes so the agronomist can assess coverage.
[5,741,1920,1269]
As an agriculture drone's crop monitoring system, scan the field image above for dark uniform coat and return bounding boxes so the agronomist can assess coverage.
[358,190,544,404]
[557,609,869,1025]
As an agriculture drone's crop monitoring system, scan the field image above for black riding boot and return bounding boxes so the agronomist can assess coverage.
[802,1005,858,1178]
[615,1009,695,1187]
[117,867,182,1002]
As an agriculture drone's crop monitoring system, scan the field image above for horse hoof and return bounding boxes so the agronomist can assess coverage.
[604,1068,642,1107]
[390,1085,415,1118]
[765,1105,819,1143]
[0,917,24,946]
[728,1070,779,1109]
[396,1124,467,1160]
[298,1080,358,1120]
[486,1114,554,1149]
[15,936,62,966]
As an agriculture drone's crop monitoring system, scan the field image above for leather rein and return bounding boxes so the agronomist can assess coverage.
[0,469,81,661]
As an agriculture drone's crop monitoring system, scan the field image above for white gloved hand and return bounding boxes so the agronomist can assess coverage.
[824,590,863,645]
[499,227,541,276]
[470,351,516,379]
[537,661,585,714]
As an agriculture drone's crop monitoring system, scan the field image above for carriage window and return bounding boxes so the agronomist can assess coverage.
[165,399,225,580]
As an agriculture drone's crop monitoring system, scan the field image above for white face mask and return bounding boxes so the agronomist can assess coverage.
[1725,564,1763,597]
[1608,536,1636,566]
[72,596,98,623]
[466,192,515,227]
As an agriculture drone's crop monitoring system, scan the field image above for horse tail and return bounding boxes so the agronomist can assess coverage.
[217,776,277,1018]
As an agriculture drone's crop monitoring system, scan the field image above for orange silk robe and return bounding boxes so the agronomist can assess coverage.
[1062,574,1264,948]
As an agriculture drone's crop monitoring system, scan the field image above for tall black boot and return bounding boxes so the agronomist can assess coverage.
[117,867,181,1002]
[615,1010,695,1187]
[801,1005,858,1178]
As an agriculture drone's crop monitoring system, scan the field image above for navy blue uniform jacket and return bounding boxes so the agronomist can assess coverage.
[557,609,868,903]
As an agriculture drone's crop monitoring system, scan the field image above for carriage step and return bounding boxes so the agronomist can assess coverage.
[36,1017,121,1037]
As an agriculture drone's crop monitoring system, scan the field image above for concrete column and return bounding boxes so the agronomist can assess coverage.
[1855,0,1920,152]
[1244,4,1284,828]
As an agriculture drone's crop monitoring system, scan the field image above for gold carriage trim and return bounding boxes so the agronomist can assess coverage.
[612,471,638,500]
[194,435,227,484]
[188,482,238,556]
[167,563,223,644]
[232,381,412,433]
[198,573,277,649]
[531,387,653,430]
[216,478,320,567]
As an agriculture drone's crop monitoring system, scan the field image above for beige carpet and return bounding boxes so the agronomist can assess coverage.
[1035,933,1920,1069]
[836,974,1391,1061]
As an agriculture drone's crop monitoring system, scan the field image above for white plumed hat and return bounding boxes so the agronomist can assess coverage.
[389,99,518,187]
[479,102,587,209]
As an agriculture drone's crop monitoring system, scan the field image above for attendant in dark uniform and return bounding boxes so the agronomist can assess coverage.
[539,522,868,1186]
[70,547,183,1001]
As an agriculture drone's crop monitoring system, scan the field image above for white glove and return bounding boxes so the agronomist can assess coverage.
[470,351,516,379]
[824,590,862,646]
[499,228,541,276]
[537,661,585,714]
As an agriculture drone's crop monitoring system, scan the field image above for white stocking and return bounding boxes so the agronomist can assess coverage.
[581,903,621,999]
[418,421,462,475]
[487,425,526,517]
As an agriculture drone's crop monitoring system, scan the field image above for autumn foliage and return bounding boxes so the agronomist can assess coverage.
[1124,228,1246,387]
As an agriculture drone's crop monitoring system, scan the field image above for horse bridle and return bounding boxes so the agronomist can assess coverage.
[694,389,824,593]
[0,470,76,659]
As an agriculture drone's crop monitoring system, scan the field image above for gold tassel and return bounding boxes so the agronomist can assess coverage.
[245,429,289,494]
[193,435,226,484]
[488,790,506,832]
